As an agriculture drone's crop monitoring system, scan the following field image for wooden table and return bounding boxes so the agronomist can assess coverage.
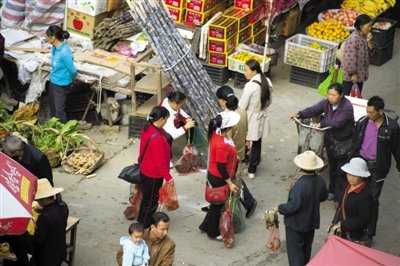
[65,216,80,266]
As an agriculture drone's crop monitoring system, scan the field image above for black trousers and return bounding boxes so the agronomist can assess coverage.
[366,162,385,237]
[325,140,348,201]
[137,174,164,229]
[248,138,262,174]
[240,180,256,210]
[285,227,315,266]
[342,80,364,96]
[48,81,69,123]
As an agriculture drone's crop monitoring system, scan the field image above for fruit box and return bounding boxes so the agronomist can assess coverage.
[166,5,185,23]
[237,25,252,44]
[247,4,264,23]
[67,0,107,16]
[67,8,110,39]
[228,50,271,73]
[252,28,266,45]
[185,0,227,25]
[234,0,261,10]
[208,48,235,66]
[164,0,185,8]
[282,7,301,37]
[251,18,264,35]
[208,34,238,53]
[284,34,338,73]
[209,17,239,40]
[186,0,217,13]
[223,7,250,30]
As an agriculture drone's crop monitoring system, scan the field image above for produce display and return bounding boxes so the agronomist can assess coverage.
[308,42,325,50]
[372,21,392,30]
[228,50,271,73]
[341,0,395,18]
[230,51,264,64]
[307,20,350,43]
[319,9,360,28]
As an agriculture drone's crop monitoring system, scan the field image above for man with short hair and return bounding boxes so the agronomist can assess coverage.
[2,135,53,185]
[349,96,400,242]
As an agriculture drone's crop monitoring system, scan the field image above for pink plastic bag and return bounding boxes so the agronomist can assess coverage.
[219,205,234,248]
[174,146,201,174]
[266,225,281,252]
[158,182,179,211]
[350,83,362,98]
[124,185,142,220]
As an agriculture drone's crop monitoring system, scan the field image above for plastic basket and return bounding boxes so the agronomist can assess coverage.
[284,34,338,73]
[289,66,329,89]
[369,40,394,66]
[228,50,271,74]
[371,17,397,48]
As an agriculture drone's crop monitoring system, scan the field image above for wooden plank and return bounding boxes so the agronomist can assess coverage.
[134,73,170,94]
[5,46,50,53]
[134,96,158,117]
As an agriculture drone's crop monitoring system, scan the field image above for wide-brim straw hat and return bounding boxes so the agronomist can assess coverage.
[294,150,324,171]
[341,157,370,178]
[219,111,240,129]
[35,179,64,200]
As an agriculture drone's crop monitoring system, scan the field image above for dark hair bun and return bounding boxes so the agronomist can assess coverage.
[62,31,70,40]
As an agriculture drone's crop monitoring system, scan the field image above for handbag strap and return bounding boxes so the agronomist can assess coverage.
[138,133,161,163]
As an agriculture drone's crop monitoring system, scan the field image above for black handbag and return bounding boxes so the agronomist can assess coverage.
[327,133,352,158]
[118,133,160,184]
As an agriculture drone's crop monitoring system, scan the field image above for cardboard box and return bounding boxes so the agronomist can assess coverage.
[208,34,237,53]
[208,48,234,66]
[107,0,123,12]
[242,37,252,45]
[185,0,226,25]
[252,28,266,45]
[282,7,301,37]
[247,4,264,23]
[251,18,264,35]
[67,0,107,16]
[166,5,185,23]
[209,17,238,40]
[237,25,252,44]
[234,0,261,10]
[223,7,250,30]
[165,0,185,8]
[67,8,110,39]
[186,0,217,13]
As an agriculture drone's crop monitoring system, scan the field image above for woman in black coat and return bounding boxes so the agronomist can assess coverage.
[331,157,373,245]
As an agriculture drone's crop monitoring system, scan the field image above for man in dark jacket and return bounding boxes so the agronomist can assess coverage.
[276,151,328,266]
[2,135,53,185]
[349,96,400,242]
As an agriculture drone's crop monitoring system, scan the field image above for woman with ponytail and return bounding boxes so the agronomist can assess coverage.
[138,106,174,228]
[46,25,77,123]
[239,59,273,179]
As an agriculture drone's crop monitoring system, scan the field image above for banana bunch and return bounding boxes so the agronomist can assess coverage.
[341,0,395,18]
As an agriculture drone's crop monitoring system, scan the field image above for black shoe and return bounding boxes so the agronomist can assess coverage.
[364,236,373,247]
[201,206,210,212]
[246,200,257,218]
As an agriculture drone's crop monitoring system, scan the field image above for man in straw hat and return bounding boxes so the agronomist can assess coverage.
[30,179,68,266]
[275,151,328,266]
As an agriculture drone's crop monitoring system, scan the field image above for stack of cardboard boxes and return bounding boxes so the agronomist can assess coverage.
[281,6,301,37]
[185,0,227,25]
[67,0,122,39]
[164,0,186,23]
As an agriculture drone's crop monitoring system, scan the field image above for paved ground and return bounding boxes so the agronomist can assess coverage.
[54,29,400,265]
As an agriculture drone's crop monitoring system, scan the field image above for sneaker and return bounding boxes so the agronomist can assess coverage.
[248,173,255,179]
[328,193,335,201]
[246,200,257,218]
[170,161,174,169]
[215,235,223,241]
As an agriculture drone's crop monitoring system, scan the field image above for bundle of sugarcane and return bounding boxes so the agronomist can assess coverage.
[126,0,221,129]
[93,10,141,51]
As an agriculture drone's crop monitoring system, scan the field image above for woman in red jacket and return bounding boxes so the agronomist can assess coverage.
[138,106,174,228]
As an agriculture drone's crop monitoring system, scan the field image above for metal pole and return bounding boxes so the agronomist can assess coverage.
[262,0,274,72]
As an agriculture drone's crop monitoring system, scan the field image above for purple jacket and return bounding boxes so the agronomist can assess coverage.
[298,97,354,140]
[342,30,369,82]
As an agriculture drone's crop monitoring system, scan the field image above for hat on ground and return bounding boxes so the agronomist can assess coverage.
[219,111,240,129]
[294,150,324,171]
[341,157,370,178]
[35,179,64,200]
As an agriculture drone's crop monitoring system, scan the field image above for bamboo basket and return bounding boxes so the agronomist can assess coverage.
[61,134,104,175]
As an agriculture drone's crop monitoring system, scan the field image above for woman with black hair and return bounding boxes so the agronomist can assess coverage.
[239,59,273,179]
[138,106,174,228]
[342,14,373,95]
[46,25,77,123]
[199,112,240,239]
[161,91,195,167]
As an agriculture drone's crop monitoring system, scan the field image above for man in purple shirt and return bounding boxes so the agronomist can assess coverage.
[349,96,400,244]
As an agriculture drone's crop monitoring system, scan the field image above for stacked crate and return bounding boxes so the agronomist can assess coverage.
[185,0,228,25]
[369,17,397,66]
[164,0,186,23]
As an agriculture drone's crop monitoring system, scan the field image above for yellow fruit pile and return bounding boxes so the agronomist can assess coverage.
[307,20,350,43]
[230,51,263,64]
[341,0,395,18]
[308,42,325,50]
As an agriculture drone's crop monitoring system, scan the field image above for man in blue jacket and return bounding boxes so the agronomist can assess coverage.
[349,96,400,243]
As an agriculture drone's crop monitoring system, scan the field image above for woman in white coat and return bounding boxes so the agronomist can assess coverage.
[239,59,272,179]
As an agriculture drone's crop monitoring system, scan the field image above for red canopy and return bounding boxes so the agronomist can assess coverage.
[308,236,400,266]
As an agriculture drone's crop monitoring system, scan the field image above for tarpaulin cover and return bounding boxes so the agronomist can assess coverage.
[308,235,400,266]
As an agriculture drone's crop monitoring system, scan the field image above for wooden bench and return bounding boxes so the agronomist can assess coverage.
[64,216,80,266]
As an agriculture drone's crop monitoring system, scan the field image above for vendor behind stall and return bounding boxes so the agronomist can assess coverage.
[46,25,77,123]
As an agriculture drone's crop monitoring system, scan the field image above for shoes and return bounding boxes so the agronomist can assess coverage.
[246,200,257,218]
[215,235,223,241]
[328,193,335,201]
[364,236,373,247]
[248,173,255,179]
[201,206,210,212]
[170,161,174,169]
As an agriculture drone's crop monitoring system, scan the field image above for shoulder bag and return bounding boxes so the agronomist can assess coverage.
[118,133,160,184]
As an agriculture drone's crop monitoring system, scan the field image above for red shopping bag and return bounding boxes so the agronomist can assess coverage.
[158,182,180,211]
[266,225,281,252]
[175,146,201,174]
[219,205,234,248]
[123,185,142,220]
[350,83,362,98]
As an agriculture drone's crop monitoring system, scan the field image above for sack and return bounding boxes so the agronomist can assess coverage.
[205,181,229,204]
[123,185,142,220]
[191,127,208,167]
[350,83,362,98]
[266,225,281,252]
[158,182,180,211]
[317,66,344,96]
[219,204,234,248]
[328,134,352,158]
[118,164,143,184]
[227,195,246,233]
[174,146,201,174]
